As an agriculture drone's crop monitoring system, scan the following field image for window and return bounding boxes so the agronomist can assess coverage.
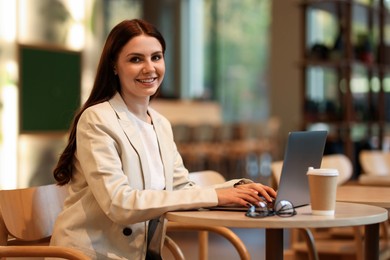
[157,0,271,122]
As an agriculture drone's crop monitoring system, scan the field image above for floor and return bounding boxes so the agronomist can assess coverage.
[163,228,292,260]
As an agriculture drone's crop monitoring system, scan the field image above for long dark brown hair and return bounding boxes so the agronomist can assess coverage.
[54,19,166,185]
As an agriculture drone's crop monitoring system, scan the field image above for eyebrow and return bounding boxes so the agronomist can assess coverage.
[125,51,163,58]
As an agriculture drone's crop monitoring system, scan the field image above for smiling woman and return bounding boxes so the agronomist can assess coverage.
[48,19,276,260]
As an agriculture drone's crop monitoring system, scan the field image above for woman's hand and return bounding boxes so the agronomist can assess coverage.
[216,183,277,207]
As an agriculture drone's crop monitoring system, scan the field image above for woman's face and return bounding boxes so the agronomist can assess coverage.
[115,35,165,100]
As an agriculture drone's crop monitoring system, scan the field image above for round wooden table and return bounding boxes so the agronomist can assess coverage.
[166,202,388,260]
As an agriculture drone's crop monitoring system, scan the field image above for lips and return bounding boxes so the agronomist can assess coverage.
[137,77,157,83]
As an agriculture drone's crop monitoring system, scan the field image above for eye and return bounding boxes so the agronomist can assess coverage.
[129,57,141,63]
[152,54,163,62]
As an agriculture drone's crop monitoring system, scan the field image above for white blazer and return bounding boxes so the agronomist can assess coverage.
[50,93,242,259]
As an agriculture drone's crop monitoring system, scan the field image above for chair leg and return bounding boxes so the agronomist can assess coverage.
[298,228,319,260]
[0,213,8,246]
[167,222,250,260]
[198,231,208,260]
[164,236,185,260]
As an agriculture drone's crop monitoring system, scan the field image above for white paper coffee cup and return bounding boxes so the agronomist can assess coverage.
[307,167,339,216]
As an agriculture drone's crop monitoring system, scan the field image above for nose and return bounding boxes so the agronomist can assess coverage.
[142,60,155,74]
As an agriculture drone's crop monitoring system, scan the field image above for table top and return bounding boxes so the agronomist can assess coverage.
[337,185,390,209]
[166,202,387,229]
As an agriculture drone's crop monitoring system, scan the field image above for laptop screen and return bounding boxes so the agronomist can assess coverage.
[275,130,327,208]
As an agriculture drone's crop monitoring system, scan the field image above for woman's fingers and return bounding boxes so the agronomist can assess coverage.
[216,187,267,207]
[216,182,278,207]
[235,183,277,202]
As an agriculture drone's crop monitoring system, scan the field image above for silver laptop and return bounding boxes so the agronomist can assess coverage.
[209,130,327,211]
[274,130,327,208]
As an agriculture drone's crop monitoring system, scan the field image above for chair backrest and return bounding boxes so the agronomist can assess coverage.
[270,160,283,189]
[271,154,352,188]
[321,154,353,185]
[359,150,390,176]
[0,184,68,243]
[188,171,226,187]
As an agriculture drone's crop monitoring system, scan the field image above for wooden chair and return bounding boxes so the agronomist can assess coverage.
[271,154,365,260]
[271,154,353,188]
[357,150,390,257]
[359,150,390,176]
[166,170,251,260]
[322,154,353,185]
[0,184,90,259]
[0,184,184,260]
[358,150,390,186]
[292,154,367,260]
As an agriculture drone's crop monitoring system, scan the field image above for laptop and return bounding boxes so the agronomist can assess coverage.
[210,130,327,211]
[274,130,327,208]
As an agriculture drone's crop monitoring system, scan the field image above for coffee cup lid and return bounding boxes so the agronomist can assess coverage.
[306,167,339,176]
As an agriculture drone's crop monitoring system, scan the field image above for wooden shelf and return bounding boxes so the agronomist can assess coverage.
[299,0,390,174]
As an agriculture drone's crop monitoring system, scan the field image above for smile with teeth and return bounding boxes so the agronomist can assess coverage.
[137,78,157,83]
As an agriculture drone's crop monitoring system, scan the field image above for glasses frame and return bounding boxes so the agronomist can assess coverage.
[245,200,297,218]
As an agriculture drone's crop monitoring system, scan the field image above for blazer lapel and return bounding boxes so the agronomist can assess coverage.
[108,93,152,189]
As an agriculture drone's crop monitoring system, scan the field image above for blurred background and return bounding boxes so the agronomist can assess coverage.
[0,0,286,189]
[1,0,387,190]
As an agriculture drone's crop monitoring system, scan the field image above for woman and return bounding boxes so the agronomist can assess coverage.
[50,19,276,259]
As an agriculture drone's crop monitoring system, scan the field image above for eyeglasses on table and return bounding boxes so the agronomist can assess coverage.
[245,200,297,218]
